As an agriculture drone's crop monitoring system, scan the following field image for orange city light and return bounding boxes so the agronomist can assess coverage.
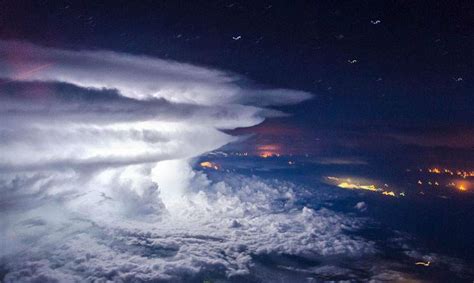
[200,161,220,170]
[337,181,379,192]
[257,144,282,158]
[382,191,396,197]
[453,180,470,192]
[259,152,275,158]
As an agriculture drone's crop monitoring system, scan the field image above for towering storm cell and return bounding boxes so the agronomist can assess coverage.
[0,40,310,206]
[0,41,374,281]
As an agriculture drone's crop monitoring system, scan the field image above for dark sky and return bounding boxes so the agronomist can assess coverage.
[1,0,473,167]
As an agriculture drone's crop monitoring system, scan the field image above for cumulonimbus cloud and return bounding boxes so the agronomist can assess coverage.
[2,40,460,283]
[0,40,311,172]
[0,40,320,281]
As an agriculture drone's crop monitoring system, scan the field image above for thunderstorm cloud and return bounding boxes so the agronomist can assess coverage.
[0,41,394,282]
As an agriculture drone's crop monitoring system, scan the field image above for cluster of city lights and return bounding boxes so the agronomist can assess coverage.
[426,167,474,179]
[410,167,473,192]
[199,161,220,170]
[201,153,473,194]
[416,179,469,192]
[257,144,282,158]
[326,177,400,197]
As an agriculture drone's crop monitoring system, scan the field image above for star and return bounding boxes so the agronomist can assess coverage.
[415,261,431,267]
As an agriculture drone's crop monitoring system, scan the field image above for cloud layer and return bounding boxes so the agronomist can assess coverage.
[1,171,375,282]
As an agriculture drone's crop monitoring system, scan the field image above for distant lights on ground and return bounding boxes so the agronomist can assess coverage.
[382,191,396,197]
[426,167,474,178]
[327,176,400,197]
[257,144,282,158]
[200,161,220,170]
[457,184,468,192]
[337,181,379,192]
[259,152,280,158]
[411,167,472,193]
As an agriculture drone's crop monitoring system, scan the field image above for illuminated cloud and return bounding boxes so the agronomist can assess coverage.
[0,40,326,281]
[0,41,402,282]
[1,173,375,281]
[0,40,312,172]
[0,40,311,106]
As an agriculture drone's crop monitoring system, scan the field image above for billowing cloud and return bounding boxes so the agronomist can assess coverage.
[1,171,375,281]
[0,40,391,282]
[0,40,311,172]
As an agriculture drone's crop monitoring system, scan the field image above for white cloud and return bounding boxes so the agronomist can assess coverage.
[0,40,311,106]
[355,201,367,212]
[0,40,380,282]
[1,172,375,282]
[0,40,311,173]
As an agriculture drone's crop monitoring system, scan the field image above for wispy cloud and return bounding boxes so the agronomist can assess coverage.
[0,40,311,106]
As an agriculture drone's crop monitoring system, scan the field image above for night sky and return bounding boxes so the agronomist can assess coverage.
[1,1,474,282]
[2,0,472,167]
